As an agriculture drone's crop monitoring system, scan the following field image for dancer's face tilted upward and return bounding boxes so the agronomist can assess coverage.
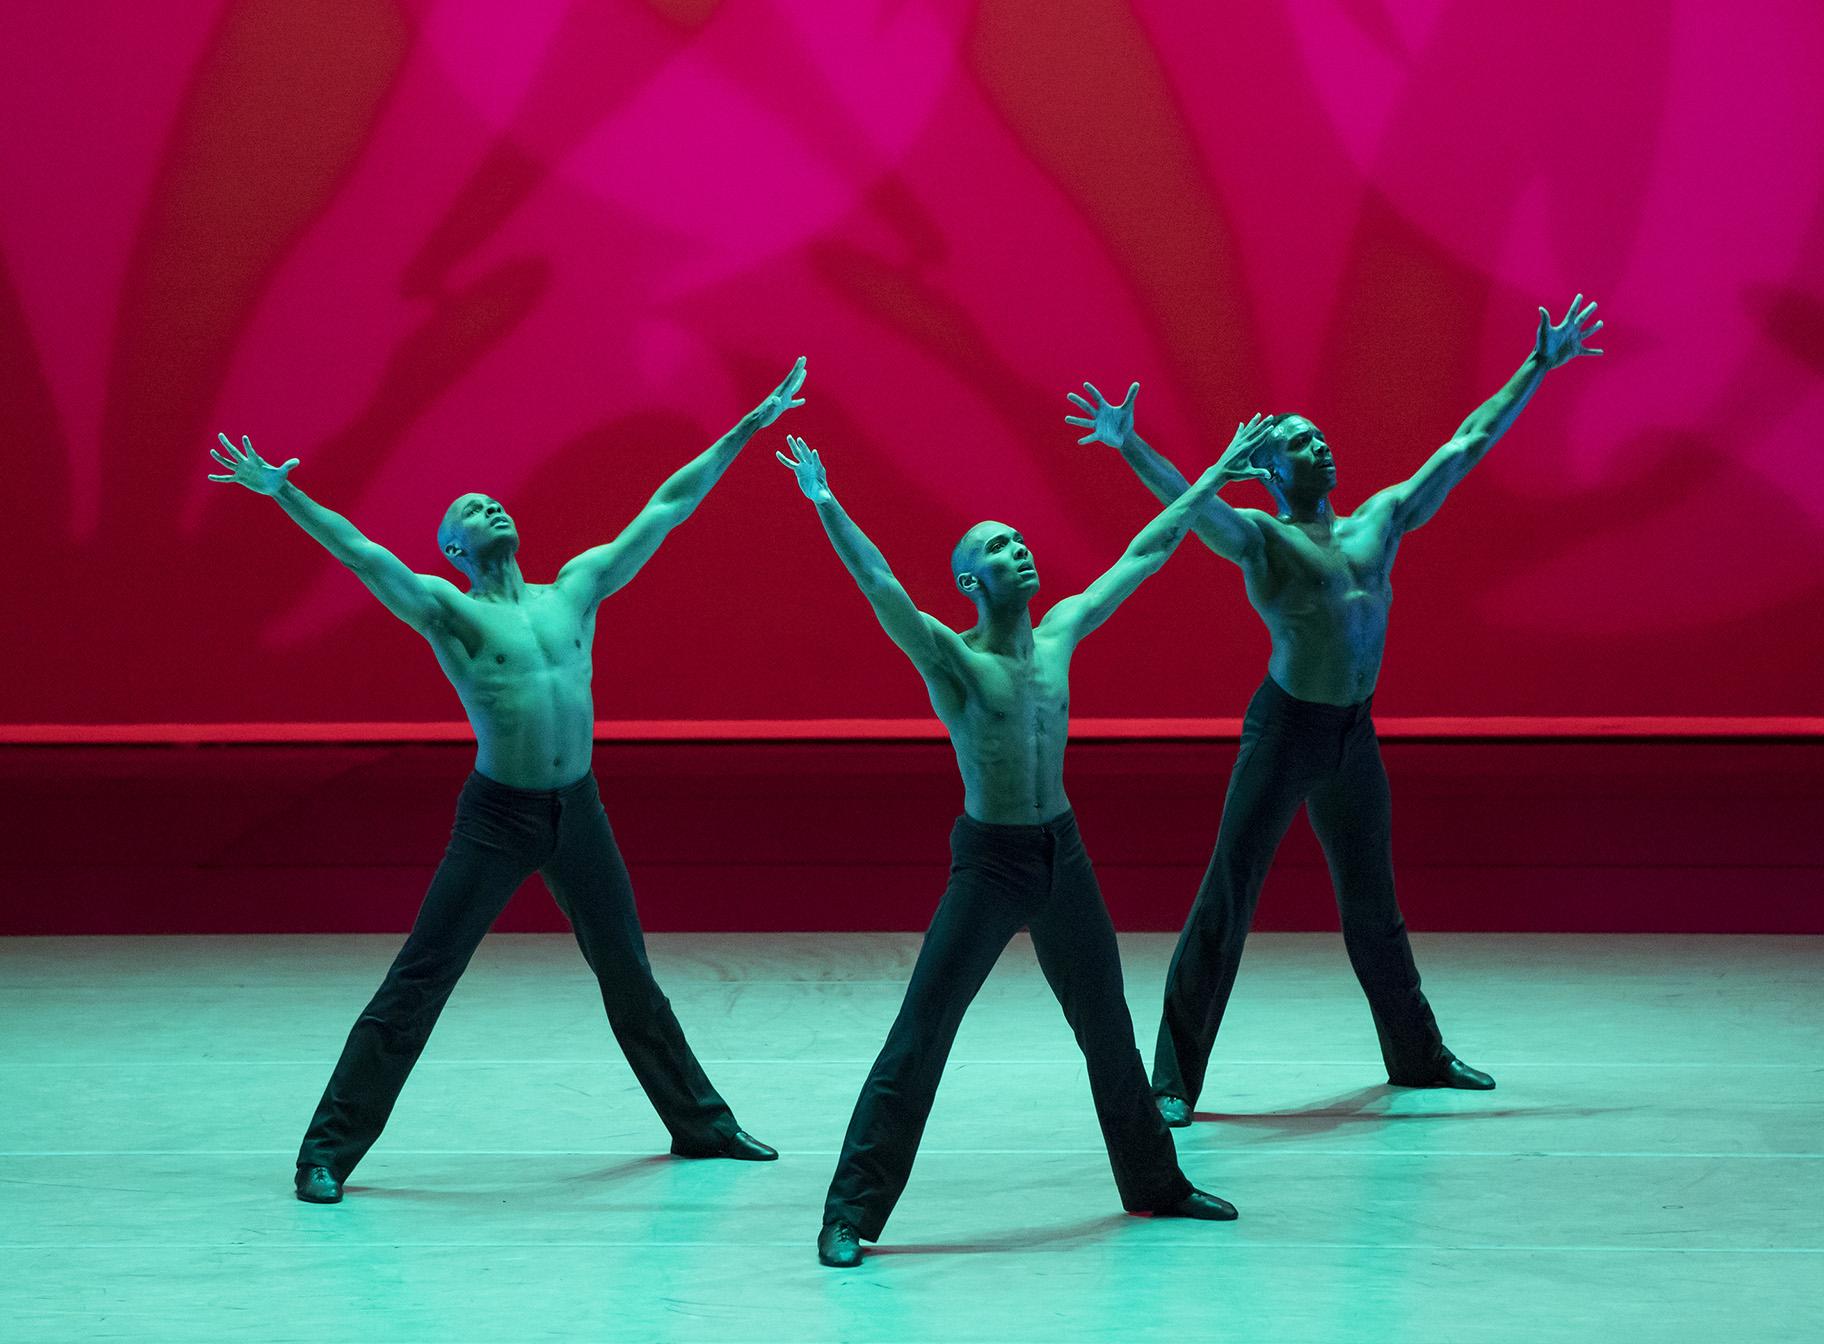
[1263,416,1336,500]
[438,493,520,572]
[952,520,1039,608]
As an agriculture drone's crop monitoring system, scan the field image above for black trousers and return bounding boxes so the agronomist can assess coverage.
[824,811,1193,1242]
[297,771,738,1178]
[1152,676,1450,1106]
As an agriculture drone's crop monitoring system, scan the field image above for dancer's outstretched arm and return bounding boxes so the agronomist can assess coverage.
[1043,454,1255,647]
[556,357,807,605]
[1363,297,1603,533]
[1067,383,1276,566]
[776,435,966,698]
[208,433,456,634]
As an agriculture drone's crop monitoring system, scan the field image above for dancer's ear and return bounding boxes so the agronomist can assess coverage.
[956,572,979,595]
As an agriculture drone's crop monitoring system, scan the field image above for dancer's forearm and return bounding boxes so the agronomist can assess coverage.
[640,409,765,529]
[270,481,444,628]
[810,490,900,598]
[1118,432,1196,509]
[272,482,391,572]
[1126,462,1228,564]
[1118,432,1262,564]
[1451,352,1548,452]
[1051,464,1231,642]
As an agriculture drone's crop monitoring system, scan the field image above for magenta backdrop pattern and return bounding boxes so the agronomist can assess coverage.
[4,1,1822,722]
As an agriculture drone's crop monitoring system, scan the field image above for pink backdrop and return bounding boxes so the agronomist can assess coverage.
[7,1,1824,726]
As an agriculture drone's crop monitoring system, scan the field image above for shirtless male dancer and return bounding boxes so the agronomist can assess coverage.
[776,428,1271,1268]
[208,358,807,1202]
[1066,298,1604,1124]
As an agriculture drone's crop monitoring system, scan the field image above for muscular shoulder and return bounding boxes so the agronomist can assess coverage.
[915,613,975,711]
[923,612,973,667]
[1340,491,1405,544]
[1242,508,1303,554]
[405,574,479,654]
[1233,507,1281,534]
[410,573,465,626]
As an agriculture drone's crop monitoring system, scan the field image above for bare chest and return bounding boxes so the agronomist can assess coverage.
[439,589,595,684]
[960,644,1071,736]
[1264,518,1396,611]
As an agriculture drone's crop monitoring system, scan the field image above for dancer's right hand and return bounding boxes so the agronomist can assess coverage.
[1534,295,1604,368]
[208,433,298,495]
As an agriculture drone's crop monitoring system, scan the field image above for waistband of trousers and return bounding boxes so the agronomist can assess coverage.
[464,769,597,803]
[953,808,1078,840]
[1257,674,1374,725]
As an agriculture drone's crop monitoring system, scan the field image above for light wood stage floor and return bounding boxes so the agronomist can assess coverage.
[1,933,1818,1342]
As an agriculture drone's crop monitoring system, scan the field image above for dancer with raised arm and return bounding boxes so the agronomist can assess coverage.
[209,358,808,1203]
[778,428,1268,1268]
[1067,300,1603,1123]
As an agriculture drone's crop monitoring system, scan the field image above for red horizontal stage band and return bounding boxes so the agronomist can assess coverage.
[4,735,1818,935]
[2,717,1822,745]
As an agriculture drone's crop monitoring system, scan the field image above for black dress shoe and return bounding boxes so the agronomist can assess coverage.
[1155,1188,1238,1221]
[1155,1094,1193,1128]
[1390,1058,1496,1090]
[294,1165,342,1204]
[670,1129,779,1161]
[817,1220,863,1268]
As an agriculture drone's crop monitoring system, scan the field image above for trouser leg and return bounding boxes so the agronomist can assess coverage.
[1306,724,1448,1081]
[297,816,534,1178]
[824,845,1026,1242]
[1153,723,1314,1106]
[1029,829,1192,1212]
[542,784,737,1149]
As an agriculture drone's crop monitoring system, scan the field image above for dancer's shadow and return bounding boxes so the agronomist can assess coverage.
[1193,1084,1610,1140]
[344,1183,496,1204]
[870,1212,1132,1258]
[348,1154,670,1202]
[560,1154,676,1185]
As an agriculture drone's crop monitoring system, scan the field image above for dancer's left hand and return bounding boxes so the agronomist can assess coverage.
[776,434,830,502]
[754,356,808,427]
[1213,414,1277,485]
[1066,381,1138,449]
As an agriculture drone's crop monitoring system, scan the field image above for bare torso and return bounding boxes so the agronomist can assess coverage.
[931,625,1075,825]
[1244,506,1400,706]
[424,584,599,789]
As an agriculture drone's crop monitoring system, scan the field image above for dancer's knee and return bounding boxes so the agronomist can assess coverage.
[598,975,668,1022]
[357,993,444,1050]
[1339,893,1405,938]
[366,961,461,1038]
[878,1008,962,1078]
